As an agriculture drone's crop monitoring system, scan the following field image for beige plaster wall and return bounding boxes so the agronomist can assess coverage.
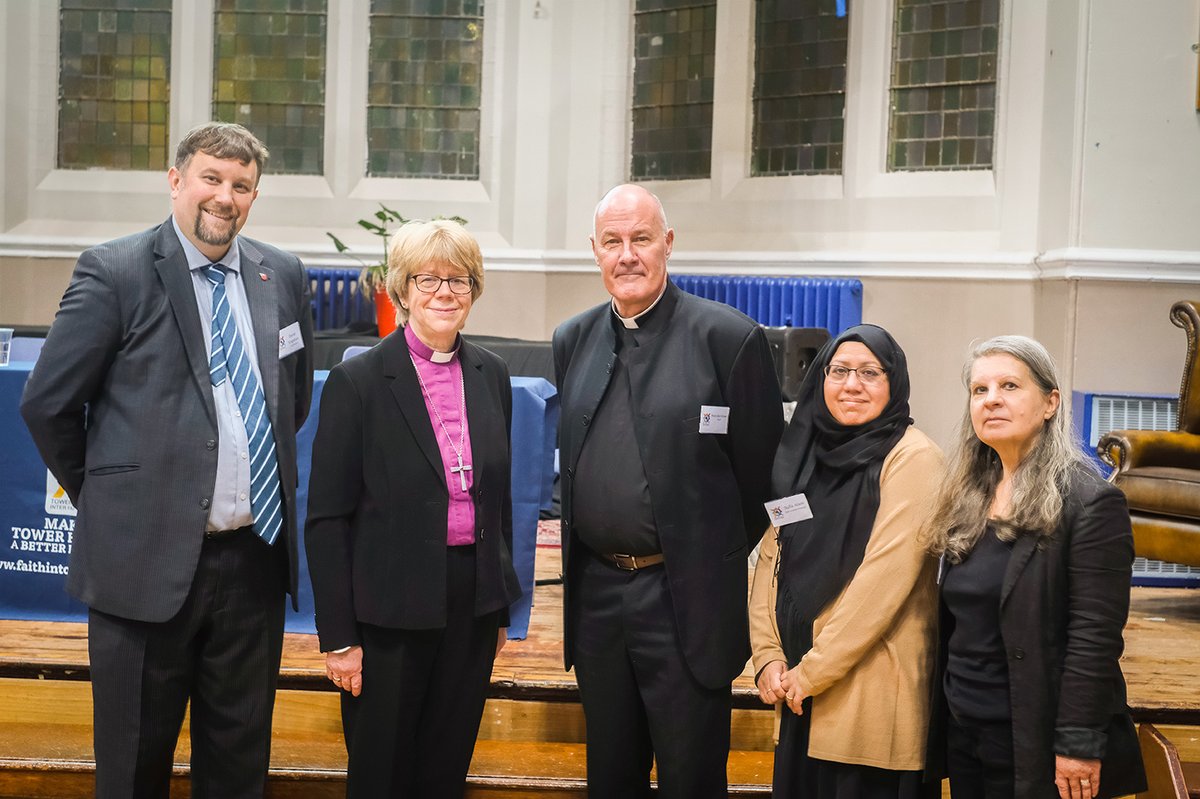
[0,257,73,326]
[1065,281,1196,396]
[461,271,549,342]
[859,278,1038,449]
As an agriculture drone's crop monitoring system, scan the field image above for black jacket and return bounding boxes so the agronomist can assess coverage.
[553,282,784,688]
[928,465,1147,798]
[305,331,522,651]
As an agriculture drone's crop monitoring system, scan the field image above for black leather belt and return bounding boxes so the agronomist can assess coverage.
[204,525,254,541]
[602,552,665,571]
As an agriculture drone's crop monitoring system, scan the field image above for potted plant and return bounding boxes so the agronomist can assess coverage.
[327,205,466,338]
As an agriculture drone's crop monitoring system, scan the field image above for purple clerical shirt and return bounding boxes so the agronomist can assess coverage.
[405,325,476,546]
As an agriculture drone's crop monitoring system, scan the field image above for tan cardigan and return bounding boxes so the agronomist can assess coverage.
[749,426,943,771]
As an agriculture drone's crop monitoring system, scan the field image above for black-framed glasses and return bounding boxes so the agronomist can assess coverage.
[824,364,888,386]
[410,274,474,295]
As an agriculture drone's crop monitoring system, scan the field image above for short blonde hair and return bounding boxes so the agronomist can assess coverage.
[384,220,484,324]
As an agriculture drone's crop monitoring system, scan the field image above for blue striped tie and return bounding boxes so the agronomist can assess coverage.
[204,265,283,546]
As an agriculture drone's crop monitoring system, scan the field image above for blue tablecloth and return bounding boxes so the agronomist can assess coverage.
[0,362,557,638]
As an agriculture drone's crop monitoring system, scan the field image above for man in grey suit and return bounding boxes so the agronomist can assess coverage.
[20,122,314,799]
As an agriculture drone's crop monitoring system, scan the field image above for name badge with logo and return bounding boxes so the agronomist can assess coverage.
[698,405,730,434]
[764,493,813,527]
[279,321,304,359]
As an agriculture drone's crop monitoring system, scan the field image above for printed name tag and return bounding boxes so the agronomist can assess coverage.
[698,405,730,434]
[279,321,304,359]
[764,493,814,527]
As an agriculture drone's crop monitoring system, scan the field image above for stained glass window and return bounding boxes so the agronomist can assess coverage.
[212,0,327,175]
[631,0,716,181]
[889,0,999,171]
[58,0,172,170]
[752,0,848,176]
[367,0,484,179]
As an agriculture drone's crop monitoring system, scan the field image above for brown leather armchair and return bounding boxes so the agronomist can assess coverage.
[1099,300,1200,567]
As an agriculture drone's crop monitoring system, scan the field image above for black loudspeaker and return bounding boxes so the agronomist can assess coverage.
[761,326,831,402]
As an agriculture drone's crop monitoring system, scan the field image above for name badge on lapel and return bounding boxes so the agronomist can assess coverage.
[279,321,304,359]
[698,405,730,434]
[764,493,813,527]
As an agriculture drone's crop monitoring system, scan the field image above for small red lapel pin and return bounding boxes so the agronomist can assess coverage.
[259,273,268,281]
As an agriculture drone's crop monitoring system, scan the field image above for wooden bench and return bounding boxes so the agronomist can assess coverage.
[1138,723,1200,799]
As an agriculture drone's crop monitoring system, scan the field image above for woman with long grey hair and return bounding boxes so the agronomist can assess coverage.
[924,335,1145,799]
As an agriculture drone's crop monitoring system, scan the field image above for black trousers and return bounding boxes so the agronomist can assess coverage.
[341,544,501,799]
[946,714,1017,799]
[88,530,286,799]
[570,549,731,799]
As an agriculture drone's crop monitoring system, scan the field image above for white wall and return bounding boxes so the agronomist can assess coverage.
[1077,1,1200,252]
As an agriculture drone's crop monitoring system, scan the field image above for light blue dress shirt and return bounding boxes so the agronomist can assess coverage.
[172,216,265,532]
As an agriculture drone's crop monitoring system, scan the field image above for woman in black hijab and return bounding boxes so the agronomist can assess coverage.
[749,324,944,798]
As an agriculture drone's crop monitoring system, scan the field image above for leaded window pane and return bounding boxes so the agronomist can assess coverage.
[752,0,848,176]
[888,0,999,171]
[367,0,484,179]
[212,0,327,175]
[631,0,716,181]
[58,0,172,170]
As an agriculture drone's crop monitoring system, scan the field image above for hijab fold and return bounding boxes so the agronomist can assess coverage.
[772,324,913,664]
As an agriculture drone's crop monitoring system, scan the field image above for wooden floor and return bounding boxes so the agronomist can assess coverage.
[0,540,1198,797]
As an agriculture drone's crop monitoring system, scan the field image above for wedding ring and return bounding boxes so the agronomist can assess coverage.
[1080,780,1090,786]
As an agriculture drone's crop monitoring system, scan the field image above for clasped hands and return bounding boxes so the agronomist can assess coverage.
[755,659,807,715]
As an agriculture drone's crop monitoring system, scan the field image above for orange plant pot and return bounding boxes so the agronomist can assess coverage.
[374,287,398,338]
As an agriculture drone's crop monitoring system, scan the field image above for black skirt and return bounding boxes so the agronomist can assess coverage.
[773,698,939,799]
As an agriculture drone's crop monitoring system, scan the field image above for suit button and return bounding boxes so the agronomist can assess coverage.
[582,414,590,426]
[205,439,216,450]
[479,529,485,539]
[199,498,210,509]
[567,467,575,478]
[1012,648,1025,660]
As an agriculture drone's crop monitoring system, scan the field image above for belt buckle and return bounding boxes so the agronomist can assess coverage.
[612,553,638,571]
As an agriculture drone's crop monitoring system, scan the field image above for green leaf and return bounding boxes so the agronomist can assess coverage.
[326,232,349,253]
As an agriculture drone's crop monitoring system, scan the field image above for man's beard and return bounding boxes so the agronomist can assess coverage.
[194,205,238,247]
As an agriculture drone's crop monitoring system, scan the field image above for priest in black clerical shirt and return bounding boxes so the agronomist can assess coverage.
[553,184,784,799]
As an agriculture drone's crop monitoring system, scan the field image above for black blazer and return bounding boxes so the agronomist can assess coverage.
[21,219,314,621]
[927,466,1146,798]
[304,331,522,652]
[553,282,784,688]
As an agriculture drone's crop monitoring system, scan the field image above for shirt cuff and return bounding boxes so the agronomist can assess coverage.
[1055,726,1108,759]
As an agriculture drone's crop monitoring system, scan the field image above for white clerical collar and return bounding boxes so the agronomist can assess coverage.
[405,324,460,363]
[612,282,668,329]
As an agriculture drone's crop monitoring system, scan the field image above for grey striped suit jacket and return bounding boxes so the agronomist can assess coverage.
[20,218,314,622]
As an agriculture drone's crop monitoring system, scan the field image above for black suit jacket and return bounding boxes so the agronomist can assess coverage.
[20,219,314,622]
[304,331,522,652]
[553,282,784,688]
[927,466,1146,798]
